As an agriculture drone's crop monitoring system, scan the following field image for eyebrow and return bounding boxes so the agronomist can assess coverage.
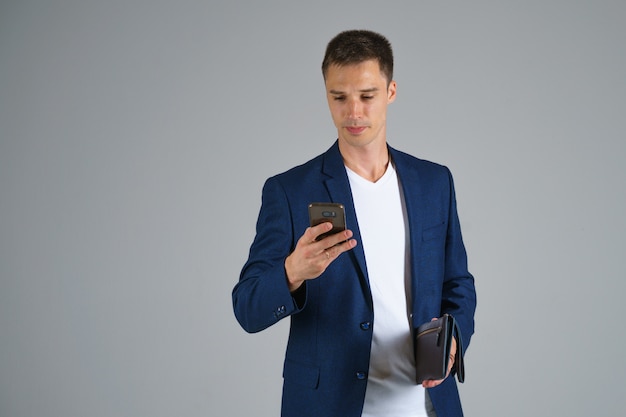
[329,87,379,95]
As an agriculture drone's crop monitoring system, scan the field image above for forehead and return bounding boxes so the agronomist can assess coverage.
[324,60,388,89]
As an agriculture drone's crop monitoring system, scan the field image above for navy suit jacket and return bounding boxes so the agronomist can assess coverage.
[233,141,476,417]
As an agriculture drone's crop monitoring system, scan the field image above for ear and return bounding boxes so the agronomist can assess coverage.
[387,80,397,103]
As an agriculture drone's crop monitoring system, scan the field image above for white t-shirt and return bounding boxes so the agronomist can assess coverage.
[347,162,429,417]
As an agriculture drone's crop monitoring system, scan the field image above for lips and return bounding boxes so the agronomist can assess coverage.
[346,126,367,135]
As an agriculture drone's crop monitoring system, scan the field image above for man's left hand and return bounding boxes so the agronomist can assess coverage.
[421,333,457,389]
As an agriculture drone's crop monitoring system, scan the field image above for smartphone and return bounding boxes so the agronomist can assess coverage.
[308,202,346,241]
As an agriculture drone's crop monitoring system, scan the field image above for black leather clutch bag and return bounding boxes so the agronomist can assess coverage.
[414,314,465,384]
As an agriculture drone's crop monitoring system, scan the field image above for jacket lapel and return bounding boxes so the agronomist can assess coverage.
[320,142,372,307]
[388,147,429,325]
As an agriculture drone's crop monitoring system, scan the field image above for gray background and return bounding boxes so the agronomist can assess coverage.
[1,1,625,416]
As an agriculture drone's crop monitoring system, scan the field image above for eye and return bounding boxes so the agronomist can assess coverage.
[333,96,346,101]
[362,95,374,100]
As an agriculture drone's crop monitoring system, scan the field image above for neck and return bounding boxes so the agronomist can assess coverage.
[339,141,390,183]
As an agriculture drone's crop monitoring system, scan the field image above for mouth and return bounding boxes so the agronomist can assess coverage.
[345,126,367,135]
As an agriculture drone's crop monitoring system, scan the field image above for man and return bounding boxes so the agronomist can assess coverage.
[232,30,476,417]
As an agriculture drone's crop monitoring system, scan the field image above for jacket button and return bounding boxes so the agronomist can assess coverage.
[273,306,286,318]
[356,371,366,380]
[360,322,371,330]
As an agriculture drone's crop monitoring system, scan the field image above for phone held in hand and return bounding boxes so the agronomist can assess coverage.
[308,202,346,241]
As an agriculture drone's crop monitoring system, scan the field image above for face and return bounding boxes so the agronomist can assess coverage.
[325,59,396,150]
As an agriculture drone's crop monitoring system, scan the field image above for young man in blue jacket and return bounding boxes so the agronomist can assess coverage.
[233,30,477,417]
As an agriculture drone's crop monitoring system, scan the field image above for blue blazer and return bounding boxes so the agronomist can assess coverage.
[233,142,476,417]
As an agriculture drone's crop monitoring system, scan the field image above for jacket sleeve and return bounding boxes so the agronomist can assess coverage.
[232,176,307,333]
[441,167,477,351]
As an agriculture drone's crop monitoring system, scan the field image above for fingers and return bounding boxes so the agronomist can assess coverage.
[421,347,456,388]
[306,222,333,242]
[421,368,450,388]
[323,234,357,261]
[422,378,443,388]
[307,222,356,252]
[303,225,357,269]
[286,224,357,289]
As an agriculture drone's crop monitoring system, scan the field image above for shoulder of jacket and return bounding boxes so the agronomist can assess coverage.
[389,146,449,174]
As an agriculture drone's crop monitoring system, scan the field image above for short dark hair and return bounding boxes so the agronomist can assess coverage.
[322,30,394,84]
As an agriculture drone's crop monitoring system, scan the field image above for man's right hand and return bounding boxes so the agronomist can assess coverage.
[284,222,357,292]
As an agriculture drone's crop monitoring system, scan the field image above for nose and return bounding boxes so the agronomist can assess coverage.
[347,99,362,119]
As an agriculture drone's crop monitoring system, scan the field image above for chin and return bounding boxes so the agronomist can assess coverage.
[339,135,377,148]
